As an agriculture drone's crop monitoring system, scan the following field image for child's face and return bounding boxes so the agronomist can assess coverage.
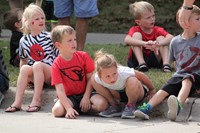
[188,13,200,32]
[100,66,118,85]
[29,12,45,33]
[59,33,77,53]
[136,10,155,30]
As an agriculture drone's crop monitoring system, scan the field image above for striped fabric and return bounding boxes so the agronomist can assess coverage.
[19,31,59,66]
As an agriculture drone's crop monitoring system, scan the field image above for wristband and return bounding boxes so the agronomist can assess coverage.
[182,5,193,10]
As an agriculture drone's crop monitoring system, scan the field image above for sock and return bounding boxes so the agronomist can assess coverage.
[146,103,153,111]
[177,100,183,110]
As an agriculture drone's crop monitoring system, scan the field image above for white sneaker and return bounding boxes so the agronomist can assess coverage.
[167,95,178,121]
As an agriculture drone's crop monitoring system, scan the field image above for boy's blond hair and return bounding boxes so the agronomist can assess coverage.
[176,5,200,26]
[51,25,76,44]
[129,1,154,20]
[21,3,45,35]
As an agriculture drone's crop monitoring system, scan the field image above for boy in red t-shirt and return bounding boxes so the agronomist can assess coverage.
[124,1,174,72]
[51,25,108,119]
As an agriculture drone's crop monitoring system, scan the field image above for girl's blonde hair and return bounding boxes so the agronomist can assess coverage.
[94,49,118,77]
[51,25,76,44]
[21,3,45,35]
[129,1,154,20]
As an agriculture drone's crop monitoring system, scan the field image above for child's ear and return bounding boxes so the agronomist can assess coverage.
[54,41,61,48]
[14,22,21,29]
[135,19,140,26]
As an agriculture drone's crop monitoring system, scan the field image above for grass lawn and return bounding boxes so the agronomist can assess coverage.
[0,40,173,90]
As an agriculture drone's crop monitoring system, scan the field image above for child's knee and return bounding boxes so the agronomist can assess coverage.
[52,101,66,117]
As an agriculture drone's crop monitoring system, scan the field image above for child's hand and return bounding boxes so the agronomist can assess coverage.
[144,40,158,52]
[146,90,156,101]
[65,108,79,119]
[80,97,91,112]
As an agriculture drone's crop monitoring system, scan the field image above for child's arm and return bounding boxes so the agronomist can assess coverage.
[157,34,174,46]
[55,83,79,119]
[124,34,147,46]
[134,70,155,97]
[80,72,93,112]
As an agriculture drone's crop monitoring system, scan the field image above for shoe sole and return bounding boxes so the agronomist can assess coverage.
[99,112,122,118]
[167,95,178,121]
[134,110,149,120]
[121,115,135,119]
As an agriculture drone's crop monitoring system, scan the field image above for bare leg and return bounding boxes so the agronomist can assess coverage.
[58,17,70,25]
[76,18,88,51]
[177,78,192,104]
[7,65,33,109]
[156,36,170,65]
[132,46,145,65]
[125,77,144,104]
[52,98,74,117]
[131,33,146,65]
[90,94,109,112]
[28,62,51,109]
[148,90,169,107]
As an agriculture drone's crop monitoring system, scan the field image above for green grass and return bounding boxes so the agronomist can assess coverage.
[0,40,173,90]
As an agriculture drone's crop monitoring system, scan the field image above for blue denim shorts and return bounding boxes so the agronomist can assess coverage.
[54,0,99,18]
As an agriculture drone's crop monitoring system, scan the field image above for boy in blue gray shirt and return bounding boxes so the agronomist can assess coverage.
[134,5,200,121]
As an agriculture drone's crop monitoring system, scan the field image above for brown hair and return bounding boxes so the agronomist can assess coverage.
[3,8,23,31]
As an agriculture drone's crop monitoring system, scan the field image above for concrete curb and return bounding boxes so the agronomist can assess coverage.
[2,87,200,122]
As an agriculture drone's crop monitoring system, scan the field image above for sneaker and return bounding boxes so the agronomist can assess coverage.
[134,103,152,120]
[99,104,122,118]
[167,95,181,121]
[121,103,136,119]
[0,91,4,105]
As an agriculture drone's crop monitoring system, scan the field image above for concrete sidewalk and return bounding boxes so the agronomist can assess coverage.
[0,87,200,133]
[0,29,200,132]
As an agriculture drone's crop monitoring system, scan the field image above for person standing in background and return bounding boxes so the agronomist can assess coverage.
[7,0,23,9]
[53,0,99,51]
[35,0,58,31]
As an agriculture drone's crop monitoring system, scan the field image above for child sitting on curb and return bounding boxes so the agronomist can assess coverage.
[3,8,23,67]
[134,5,200,121]
[51,25,108,119]
[124,1,173,72]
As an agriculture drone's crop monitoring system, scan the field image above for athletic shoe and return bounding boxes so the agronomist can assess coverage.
[121,103,136,119]
[134,103,152,120]
[99,104,122,118]
[167,95,182,121]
